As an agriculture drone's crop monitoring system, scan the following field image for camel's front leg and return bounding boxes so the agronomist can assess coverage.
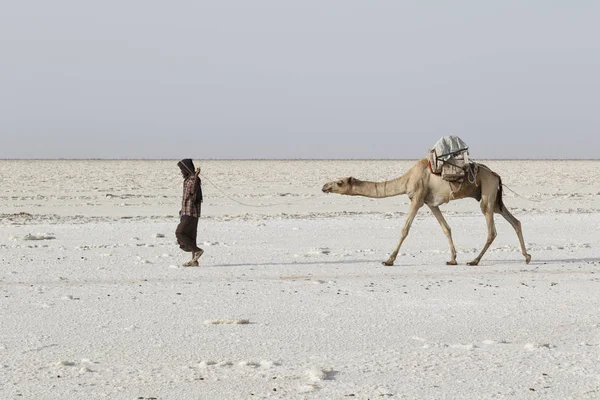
[468,209,497,266]
[383,201,423,266]
[428,205,457,265]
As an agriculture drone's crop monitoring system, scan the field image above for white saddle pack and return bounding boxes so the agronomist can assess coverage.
[428,136,471,182]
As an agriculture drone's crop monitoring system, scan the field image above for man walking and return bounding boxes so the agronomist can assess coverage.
[176,159,204,266]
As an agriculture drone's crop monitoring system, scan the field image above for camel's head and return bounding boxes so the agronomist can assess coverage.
[322,177,355,195]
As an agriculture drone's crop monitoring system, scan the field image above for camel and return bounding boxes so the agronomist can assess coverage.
[322,159,531,266]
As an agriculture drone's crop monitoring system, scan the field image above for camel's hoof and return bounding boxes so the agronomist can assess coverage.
[525,254,532,264]
[446,260,457,266]
[382,261,394,266]
[467,260,479,266]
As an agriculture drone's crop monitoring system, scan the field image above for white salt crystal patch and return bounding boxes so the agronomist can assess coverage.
[482,340,497,345]
[449,343,477,350]
[81,358,92,363]
[217,361,233,367]
[298,384,318,393]
[61,295,74,300]
[524,343,555,351]
[306,247,331,256]
[79,367,93,374]
[259,360,274,368]
[12,233,56,241]
[238,361,259,368]
[168,265,179,269]
[306,367,333,381]
[204,319,250,325]
[198,361,217,368]
[376,387,394,396]
[56,361,76,367]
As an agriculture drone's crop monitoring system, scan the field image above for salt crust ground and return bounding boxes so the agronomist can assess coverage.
[1,160,599,399]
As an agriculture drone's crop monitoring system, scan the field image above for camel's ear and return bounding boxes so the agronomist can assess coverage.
[347,177,354,185]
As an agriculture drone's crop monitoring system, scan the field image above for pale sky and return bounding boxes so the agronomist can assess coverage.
[1,1,598,159]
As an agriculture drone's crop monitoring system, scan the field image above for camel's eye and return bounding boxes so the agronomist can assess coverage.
[337,180,343,186]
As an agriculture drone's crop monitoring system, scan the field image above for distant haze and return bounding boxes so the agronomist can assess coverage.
[1,1,598,159]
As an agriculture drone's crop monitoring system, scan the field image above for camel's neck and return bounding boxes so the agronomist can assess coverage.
[349,174,409,198]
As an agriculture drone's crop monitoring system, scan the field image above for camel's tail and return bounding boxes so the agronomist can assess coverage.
[497,176,504,212]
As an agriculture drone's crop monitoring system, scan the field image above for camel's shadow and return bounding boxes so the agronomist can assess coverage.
[526,257,599,265]
[210,257,599,268]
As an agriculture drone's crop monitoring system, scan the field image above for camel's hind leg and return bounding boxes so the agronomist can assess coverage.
[383,201,423,266]
[497,206,531,264]
[468,206,497,266]
[428,205,457,265]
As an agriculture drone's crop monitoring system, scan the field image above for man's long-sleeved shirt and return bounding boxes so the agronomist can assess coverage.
[181,175,201,217]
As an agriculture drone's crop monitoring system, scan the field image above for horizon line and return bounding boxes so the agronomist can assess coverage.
[0,157,599,161]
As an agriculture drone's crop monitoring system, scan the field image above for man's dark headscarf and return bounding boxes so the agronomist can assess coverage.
[178,159,203,204]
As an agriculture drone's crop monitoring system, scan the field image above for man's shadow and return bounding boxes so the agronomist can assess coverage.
[211,259,385,268]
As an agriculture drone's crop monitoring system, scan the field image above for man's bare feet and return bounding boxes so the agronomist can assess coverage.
[192,248,204,262]
[182,249,204,267]
[182,260,199,267]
